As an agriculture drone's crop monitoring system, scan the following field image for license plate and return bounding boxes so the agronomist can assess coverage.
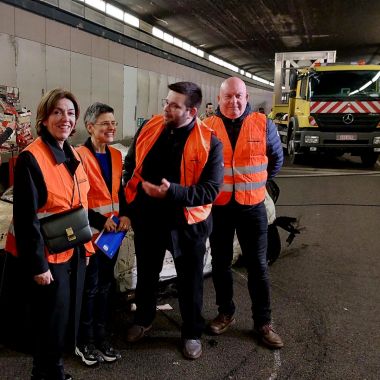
[336,134,357,141]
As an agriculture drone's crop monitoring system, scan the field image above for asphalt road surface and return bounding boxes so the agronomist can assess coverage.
[1,154,379,379]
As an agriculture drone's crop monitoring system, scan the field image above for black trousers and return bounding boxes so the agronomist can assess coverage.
[133,227,206,339]
[209,201,272,327]
[78,250,118,345]
[0,252,32,351]
[31,248,86,380]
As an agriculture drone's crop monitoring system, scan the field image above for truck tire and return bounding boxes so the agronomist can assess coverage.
[288,129,304,164]
[360,152,379,167]
[286,127,293,156]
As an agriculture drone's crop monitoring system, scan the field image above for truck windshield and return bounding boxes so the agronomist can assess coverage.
[309,70,380,100]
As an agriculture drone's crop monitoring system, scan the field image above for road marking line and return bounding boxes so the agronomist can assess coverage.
[269,350,282,380]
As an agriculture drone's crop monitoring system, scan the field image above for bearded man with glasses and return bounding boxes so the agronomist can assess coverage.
[123,82,223,359]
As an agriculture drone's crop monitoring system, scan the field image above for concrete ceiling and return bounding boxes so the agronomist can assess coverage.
[115,0,380,82]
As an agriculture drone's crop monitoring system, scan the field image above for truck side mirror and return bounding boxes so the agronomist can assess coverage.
[289,69,298,91]
[288,70,298,99]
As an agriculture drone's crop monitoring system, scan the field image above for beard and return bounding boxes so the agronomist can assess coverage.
[164,119,177,129]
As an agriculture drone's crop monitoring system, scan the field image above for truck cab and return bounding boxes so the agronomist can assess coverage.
[272,51,380,166]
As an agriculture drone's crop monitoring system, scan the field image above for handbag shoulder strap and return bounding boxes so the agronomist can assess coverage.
[71,147,84,207]
[71,174,82,207]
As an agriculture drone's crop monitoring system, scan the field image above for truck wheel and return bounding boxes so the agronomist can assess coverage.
[360,152,379,167]
[286,129,293,156]
[288,129,304,164]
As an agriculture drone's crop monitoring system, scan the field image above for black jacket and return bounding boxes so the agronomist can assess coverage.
[12,130,81,276]
[123,117,224,257]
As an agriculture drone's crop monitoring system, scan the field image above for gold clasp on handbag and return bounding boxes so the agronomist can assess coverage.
[66,227,76,241]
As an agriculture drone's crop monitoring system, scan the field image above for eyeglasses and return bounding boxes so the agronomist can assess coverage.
[161,99,184,111]
[93,121,118,127]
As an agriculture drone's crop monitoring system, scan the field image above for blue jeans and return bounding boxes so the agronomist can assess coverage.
[209,200,271,326]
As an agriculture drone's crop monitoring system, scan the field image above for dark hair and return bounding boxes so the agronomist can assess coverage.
[84,102,114,127]
[168,82,202,109]
[206,102,213,107]
[35,88,80,136]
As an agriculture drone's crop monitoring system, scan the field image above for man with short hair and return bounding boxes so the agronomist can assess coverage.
[123,82,224,359]
[203,77,284,349]
[200,102,215,120]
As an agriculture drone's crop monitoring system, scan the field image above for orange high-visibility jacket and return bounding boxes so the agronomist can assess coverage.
[203,113,268,205]
[76,145,122,239]
[125,115,213,224]
[5,137,95,262]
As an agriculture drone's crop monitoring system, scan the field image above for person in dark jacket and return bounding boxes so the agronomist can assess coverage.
[75,103,130,366]
[5,88,94,380]
[203,77,284,349]
[123,81,223,360]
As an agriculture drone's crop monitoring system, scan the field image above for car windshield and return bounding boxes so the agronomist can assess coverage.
[309,70,380,100]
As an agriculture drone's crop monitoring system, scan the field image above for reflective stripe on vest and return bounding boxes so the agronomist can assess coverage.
[5,138,95,261]
[90,204,120,215]
[77,145,122,237]
[125,114,213,224]
[203,113,268,205]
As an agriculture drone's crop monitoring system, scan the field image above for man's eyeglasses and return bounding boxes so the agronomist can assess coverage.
[161,99,183,110]
[93,121,118,127]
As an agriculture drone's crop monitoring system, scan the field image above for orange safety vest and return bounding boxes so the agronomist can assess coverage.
[203,113,268,205]
[5,137,95,262]
[125,115,213,225]
[76,145,122,239]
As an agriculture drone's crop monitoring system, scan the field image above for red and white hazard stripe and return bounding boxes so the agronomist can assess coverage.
[310,101,380,114]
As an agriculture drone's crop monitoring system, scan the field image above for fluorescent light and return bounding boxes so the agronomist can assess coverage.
[105,3,123,21]
[173,37,183,48]
[163,33,174,44]
[124,12,139,28]
[182,42,191,51]
[251,75,270,85]
[152,27,164,39]
[190,46,198,55]
[196,49,204,58]
[85,0,105,12]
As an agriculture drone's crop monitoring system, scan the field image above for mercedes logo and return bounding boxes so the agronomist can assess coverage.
[342,114,354,124]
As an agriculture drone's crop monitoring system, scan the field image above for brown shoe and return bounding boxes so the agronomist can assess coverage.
[126,324,152,342]
[208,313,236,335]
[255,324,284,349]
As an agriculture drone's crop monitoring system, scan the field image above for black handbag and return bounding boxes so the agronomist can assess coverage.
[40,174,92,254]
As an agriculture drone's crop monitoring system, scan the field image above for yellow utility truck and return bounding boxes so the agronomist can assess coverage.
[272,51,380,166]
